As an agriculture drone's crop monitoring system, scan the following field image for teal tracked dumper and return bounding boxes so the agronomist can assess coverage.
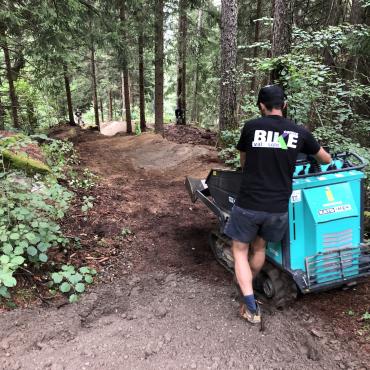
[186,152,370,306]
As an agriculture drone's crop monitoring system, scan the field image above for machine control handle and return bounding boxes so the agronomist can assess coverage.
[293,151,367,179]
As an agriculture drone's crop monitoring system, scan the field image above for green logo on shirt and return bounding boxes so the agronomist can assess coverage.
[278,132,289,150]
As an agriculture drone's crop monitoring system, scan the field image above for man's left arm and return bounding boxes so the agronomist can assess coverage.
[240,151,246,168]
[236,125,248,169]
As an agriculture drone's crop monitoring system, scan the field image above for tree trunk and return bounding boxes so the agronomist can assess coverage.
[176,0,188,125]
[325,0,346,26]
[271,0,292,57]
[63,64,75,125]
[154,0,164,135]
[26,100,37,134]
[250,0,263,92]
[191,9,203,123]
[219,0,238,131]
[100,97,104,123]
[0,76,5,130]
[90,43,100,128]
[271,0,293,82]
[2,35,20,129]
[138,29,146,131]
[0,100,4,130]
[113,95,116,120]
[123,71,132,133]
[120,1,132,134]
[121,71,125,120]
[108,89,113,121]
[322,0,344,67]
[344,0,365,79]
[350,0,364,24]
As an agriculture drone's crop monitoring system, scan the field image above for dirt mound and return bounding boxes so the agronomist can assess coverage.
[77,132,220,180]
[164,124,217,146]
[48,124,82,142]
[100,121,127,136]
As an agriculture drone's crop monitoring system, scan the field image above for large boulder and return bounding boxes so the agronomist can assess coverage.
[0,131,51,174]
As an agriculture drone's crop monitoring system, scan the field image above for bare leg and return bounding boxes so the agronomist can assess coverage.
[232,240,253,296]
[249,236,267,278]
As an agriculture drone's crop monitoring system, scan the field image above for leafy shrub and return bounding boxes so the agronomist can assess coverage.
[0,134,99,304]
[218,129,241,169]
[49,265,96,303]
[42,140,79,178]
[43,140,98,190]
[223,24,370,184]
[68,168,98,190]
[81,196,94,213]
[0,172,73,296]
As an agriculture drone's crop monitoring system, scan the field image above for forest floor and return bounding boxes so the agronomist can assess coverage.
[0,125,369,370]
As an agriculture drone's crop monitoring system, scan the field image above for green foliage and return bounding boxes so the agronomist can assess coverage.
[121,227,132,237]
[218,129,241,169]
[43,140,98,193]
[81,196,94,213]
[0,129,100,303]
[135,122,142,135]
[313,126,370,175]
[0,172,73,297]
[227,23,370,181]
[0,134,51,174]
[49,265,96,303]
[347,309,355,316]
[42,140,79,178]
[68,169,98,190]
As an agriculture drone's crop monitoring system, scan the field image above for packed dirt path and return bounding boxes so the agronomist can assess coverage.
[1,128,369,370]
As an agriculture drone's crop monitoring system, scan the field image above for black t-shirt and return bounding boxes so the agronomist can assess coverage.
[236,115,321,213]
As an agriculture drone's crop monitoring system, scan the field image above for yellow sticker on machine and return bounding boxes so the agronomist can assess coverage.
[213,171,217,176]
[325,186,335,202]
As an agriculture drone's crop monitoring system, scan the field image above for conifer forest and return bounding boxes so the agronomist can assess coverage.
[0,1,369,369]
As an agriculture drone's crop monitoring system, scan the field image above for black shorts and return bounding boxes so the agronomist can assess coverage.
[224,205,288,244]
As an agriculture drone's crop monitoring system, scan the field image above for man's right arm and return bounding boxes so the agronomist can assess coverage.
[301,129,332,164]
[313,147,332,164]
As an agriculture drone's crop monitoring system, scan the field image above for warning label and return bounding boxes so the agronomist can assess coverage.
[318,204,352,216]
[291,190,301,203]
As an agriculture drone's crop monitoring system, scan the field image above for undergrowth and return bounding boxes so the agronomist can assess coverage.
[0,134,99,305]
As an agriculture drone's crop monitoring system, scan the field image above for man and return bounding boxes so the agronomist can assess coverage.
[224,85,331,324]
[175,106,184,125]
[75,108,82,126]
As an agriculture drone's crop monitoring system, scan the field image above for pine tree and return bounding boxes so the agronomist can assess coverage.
[176,0,188,125]
[120,0,132,134]
[0,24,20,129]
[138,28,146,131]
[219,0,238,131]
[154,0,164,135]
[271,0,292,57]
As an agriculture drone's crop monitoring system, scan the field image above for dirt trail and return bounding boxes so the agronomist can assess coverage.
[0,129,369,370]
